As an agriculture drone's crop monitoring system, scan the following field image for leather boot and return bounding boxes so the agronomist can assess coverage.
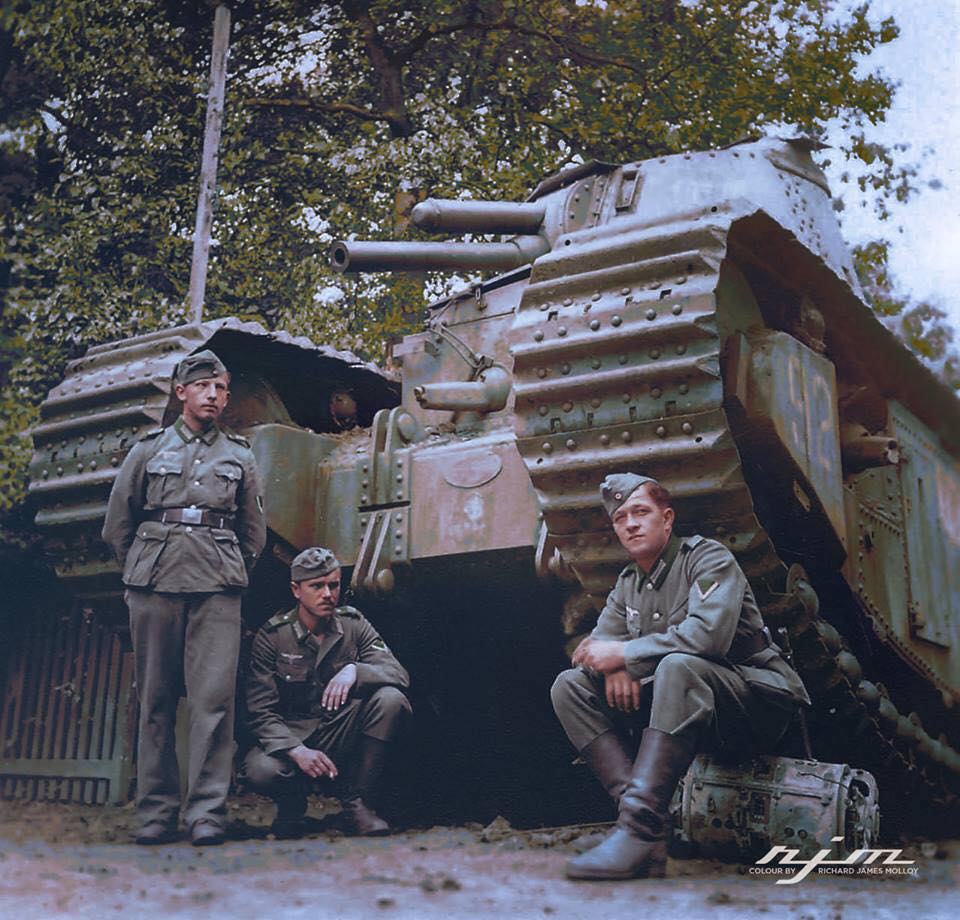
[566,728,694,880]
[572,731,634,853]
[341,736,391,836]
[580,731,632,803]
[270,785,308,839]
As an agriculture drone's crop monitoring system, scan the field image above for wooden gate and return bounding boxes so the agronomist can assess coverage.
[0,603,135,804]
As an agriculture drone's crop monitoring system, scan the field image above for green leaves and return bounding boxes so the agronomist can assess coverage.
[0,0,954,555]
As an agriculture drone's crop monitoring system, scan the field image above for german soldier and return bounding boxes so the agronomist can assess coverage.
[242,547,411,838]
[102,349,266,846]
[551,473,808,879]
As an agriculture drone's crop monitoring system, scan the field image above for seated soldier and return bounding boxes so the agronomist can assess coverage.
[551,474,809,880]
[242,547,411,837]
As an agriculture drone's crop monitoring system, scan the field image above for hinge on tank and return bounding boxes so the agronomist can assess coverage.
[353,406,423,595]
[615,165,643,213]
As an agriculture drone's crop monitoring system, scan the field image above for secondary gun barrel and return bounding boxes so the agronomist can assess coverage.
[329,236,549,274]
[411,199,546,235]
[414,366,511,413]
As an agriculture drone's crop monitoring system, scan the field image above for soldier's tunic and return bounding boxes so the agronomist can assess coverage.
[242,605,411,791]
[102,416,266,829]
[552,534,809,753]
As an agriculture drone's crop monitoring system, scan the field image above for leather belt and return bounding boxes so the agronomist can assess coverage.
[145,508,235,529]
[728,626,773,663]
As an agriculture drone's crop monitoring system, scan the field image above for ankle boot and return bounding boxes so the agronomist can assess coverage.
[567,728,694,880]
[341,735,391,836]
[580,731,633,804]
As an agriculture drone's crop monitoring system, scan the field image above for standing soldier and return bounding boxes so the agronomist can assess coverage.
[242,547,411,838]
[551,473,808,879]
[103,350,266,846]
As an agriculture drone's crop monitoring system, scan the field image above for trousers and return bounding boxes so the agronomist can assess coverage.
[127,588,241,828]
[241,686,410,795]
[551,652,793,754]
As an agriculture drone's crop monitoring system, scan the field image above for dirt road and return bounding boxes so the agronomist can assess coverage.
[0,798,956,919]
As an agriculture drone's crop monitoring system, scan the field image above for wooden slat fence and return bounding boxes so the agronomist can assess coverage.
[0,603,135,804]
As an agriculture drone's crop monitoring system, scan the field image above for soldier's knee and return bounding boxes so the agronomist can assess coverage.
[370,686,411,719]
[654,653,702,687]
[550,668,582,714]
[241,747,295,791]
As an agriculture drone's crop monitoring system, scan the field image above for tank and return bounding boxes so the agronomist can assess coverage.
[16,137,960,832]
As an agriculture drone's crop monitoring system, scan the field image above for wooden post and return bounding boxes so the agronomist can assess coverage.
[188,3,231,325]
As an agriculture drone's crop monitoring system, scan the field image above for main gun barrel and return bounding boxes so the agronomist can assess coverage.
[411,199,545,235]
[329,236,549,274]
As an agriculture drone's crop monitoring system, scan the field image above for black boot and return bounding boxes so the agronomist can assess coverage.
[341,736,391,837]
[270,784,308,839]
[580,731,632,804]
[566,728,695,880]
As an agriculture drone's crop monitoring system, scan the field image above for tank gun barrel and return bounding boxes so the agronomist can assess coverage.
[329,237,549,274]
[414,366,511,413]
[411,199,545,235]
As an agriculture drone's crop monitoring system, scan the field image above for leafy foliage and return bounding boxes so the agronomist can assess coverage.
[0,0,954,549]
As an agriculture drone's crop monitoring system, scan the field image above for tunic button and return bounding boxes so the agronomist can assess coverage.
[653,612,661,620]
[194,459,201,464]
[195,481,201,486]
[284,674,292,681]
[159,467,166,474]
[186,526,193,533]
[646,583,654,590]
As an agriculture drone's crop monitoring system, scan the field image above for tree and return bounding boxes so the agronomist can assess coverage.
[0,0,948,538]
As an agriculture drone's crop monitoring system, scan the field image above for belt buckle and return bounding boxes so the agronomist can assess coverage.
[181,507,204,525]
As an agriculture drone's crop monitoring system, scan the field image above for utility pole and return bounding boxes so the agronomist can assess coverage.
[188,3,231,324]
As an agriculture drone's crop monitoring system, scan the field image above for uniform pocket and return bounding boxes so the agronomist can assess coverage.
[212,529,247,587]
[277,657,311,684]
[122,520,169,587]
[145,452,183,505]
[213,460,242,507]
[277,657,313,713]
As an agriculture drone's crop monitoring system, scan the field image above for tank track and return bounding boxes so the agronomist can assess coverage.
[508,220,960,826]
[28,318,393,596]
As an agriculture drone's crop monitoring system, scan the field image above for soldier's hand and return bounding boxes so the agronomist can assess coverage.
[572,638,626,674]
[289,744,338,779]
[604,670,643,713]
[322,663,357,711]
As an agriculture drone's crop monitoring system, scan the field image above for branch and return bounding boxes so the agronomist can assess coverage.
[341,1,414,137]
[243,96,387,123]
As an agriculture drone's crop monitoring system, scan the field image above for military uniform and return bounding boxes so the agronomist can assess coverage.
[552,533,809,753]
[241,602,410,832]
[102,351,266,842]
[554,472,810,880]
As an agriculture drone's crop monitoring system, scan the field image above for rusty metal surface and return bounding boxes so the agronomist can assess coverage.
[845,402,960,693]
[672,754,880,860]
[0,603,134,804]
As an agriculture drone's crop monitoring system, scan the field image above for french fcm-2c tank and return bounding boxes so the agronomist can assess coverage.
[24,136,960,852]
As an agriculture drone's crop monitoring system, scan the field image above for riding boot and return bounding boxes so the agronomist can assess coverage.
[341,735,391,837]
[580,730,633,803]
[567,727,695,880]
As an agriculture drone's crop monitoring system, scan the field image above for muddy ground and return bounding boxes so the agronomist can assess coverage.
[0,796,956,920]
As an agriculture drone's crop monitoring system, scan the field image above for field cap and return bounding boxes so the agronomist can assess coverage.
[291,546,340,582]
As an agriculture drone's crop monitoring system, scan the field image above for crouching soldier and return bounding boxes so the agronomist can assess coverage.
[551,474,808,880]
[242,547,411,837]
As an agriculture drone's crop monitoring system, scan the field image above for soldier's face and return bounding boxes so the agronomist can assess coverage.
[611,484,674,568]
[175,373,230,429]
[292,569,342,624]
